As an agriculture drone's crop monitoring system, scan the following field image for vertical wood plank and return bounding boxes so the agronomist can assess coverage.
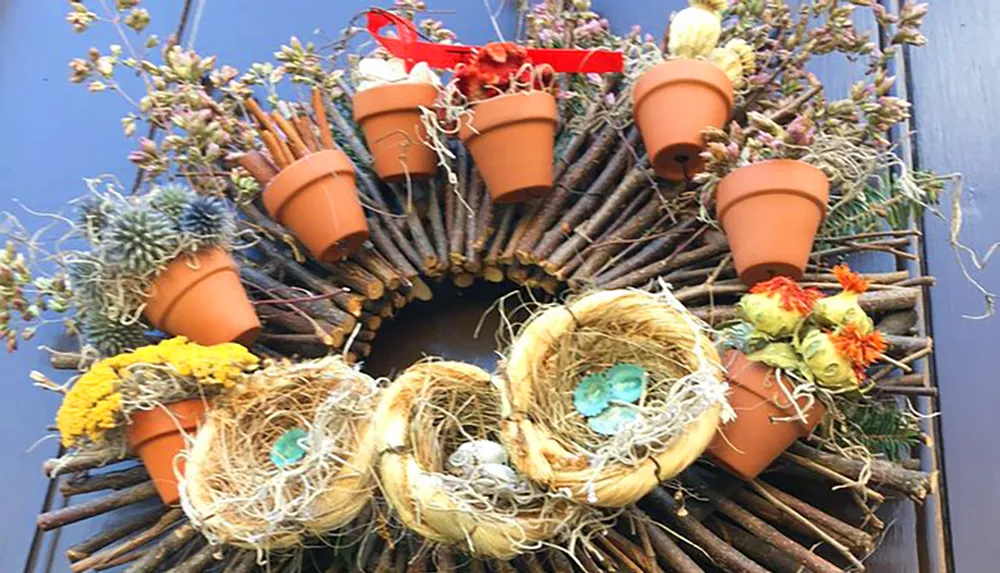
[909,2,1000,573]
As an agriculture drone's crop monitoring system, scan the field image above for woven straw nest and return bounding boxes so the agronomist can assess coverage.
[374,361,584,560]
[182,357,379,550]
[502,289,729,507]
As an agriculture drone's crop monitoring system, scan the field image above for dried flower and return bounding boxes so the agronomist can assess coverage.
[55,337,259,446]
[798,328,860,389]
[67,2,97,33]
[453,42,554,100]
[798,325,887,389]
[738,276,824,337]
[724,39,756,75]
[123,8,151,32]
[668,3,722,58]
[709,47,744,86]
[812,264,874,333]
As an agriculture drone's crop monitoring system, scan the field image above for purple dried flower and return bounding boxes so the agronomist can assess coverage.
[786,116,815,146]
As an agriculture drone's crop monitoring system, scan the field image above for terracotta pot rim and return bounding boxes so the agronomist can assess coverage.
[146,247,233,322]
[263,149,356,221]
[633,58,735,115]
[126,397,208,448]
[352,82,440,121]
[458,91,558,143]
[723,351,824,434]
[716,159,830,223]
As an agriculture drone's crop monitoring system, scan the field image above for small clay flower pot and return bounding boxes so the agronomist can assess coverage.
[707,351,826,481]
[716,159,830,286]
[353,82,439,182]
[145,247,261,346]
[633,59,734,181]
[263,149,369,262]
[126,398,209,505]
[459,91,558,204]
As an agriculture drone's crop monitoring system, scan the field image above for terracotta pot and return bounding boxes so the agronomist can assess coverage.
[353,83,439,182]
[707,351,826,481]
[459,91,558,204]
[716,159,830,286]
[145,247,261,346]
[126,398,209,505]
[633,59,734,181]
[263,149,369,262]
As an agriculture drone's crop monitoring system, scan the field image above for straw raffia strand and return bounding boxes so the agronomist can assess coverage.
[181,357,379,551]
[503,289,729,508]
[373,361,585,560]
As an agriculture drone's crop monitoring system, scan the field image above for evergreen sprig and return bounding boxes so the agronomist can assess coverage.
[839,399,923,462]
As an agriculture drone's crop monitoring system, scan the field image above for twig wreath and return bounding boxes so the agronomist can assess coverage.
[16,1,961,571]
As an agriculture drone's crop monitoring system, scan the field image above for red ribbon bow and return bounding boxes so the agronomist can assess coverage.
[366,9,623,74]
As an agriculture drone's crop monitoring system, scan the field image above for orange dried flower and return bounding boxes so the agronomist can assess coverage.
[833,263,868,294]
[749,276,824,315]
[831,324,887,378]
[454,42,554,100]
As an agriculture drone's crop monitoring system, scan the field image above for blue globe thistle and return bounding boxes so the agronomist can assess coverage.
[149,183,195,222]
[179,195,235,246]
[67,255,106,310]
[76,196,113,242]
[104,207,179,275]
[81,312,147,356]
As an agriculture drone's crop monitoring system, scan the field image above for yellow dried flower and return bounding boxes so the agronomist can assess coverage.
[798,329,859,390]
[812,264,874,333]
[668,5,722,59]
[813,293,874,333]
[724,38,756,75]
[55,363,122,446]
[691,0,727,15]
[55,337,259,447]
[709,47,743,87]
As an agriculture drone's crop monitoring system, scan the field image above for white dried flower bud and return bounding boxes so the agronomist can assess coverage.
[668,6,722,58]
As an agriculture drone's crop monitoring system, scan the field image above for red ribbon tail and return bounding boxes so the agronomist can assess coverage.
[366,9,623,74]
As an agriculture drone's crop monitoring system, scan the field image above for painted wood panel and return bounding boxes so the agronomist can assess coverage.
[909,2,1000,572]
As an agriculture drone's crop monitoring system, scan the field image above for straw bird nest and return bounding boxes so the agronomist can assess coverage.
[181,357,380,550]
[373,361,586,560]
[502,289,731,507]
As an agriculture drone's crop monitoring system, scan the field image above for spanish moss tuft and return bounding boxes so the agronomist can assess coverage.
[76,196,113,242]
[66,254,106,312]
